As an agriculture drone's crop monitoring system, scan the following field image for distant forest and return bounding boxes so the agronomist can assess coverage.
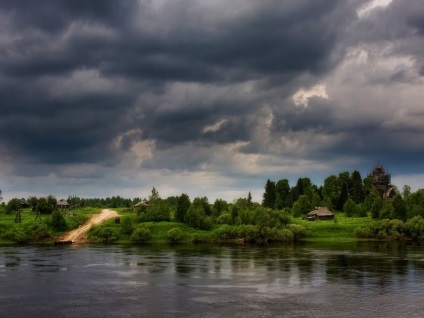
[2,164,424,224]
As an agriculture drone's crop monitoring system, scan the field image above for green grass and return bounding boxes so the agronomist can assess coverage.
[293,212,373,242]
[89,218,216,244]
[0,206,376,244]
[0,207,102,243]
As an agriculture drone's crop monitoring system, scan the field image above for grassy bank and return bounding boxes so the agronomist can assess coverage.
[0,206,377,245]
[293,214,373,242]
[88,212,372,244]
[0,207,101,244]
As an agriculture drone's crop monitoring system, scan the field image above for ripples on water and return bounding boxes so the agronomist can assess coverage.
[0,242,424,317]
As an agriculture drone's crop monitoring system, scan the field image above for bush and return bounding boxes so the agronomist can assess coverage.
[51,211,67,231]
[216,225,238,240]
[405,216,424,241]
[286,224,306,240]
[216,212,233,225]
[276,229,294,242]
[190,233,212,243]
[131,227,152,243]
[120,215,134,235]
[354,227,373,239]
[168,228,183,242]
[2,227,28,243]
[237,225,259,242]
[25,223,51,242]
[90,226,119,244]
[6,198,21,215]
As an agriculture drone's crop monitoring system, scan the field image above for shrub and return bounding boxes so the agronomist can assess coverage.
[25,223,51,242]
[51,211,67,231]
[168,228,183,242]
[131,227,152,243]
[354,204,368,217]
[405,216,424,241]
[120,215,134,235]
[276,229,294,242]
[286,224,306,240]
[90,226,119,244]
[354,227,373,239]
[216,225,238,240]
[237,225,259,242]
[2,227,28,243]
[5,198,21,215]
[216,212,233,225]
[190,233,212,243]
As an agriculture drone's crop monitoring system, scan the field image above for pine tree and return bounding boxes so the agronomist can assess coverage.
[176,193,191,222]
[351,170,364,203]
[262,179,276,208]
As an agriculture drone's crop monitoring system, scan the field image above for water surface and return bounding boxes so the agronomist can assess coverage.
[1,242,424,317]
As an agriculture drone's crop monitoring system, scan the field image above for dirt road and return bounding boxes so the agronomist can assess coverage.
[58,209,120,243]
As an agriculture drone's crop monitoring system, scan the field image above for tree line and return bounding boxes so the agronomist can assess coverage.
[261,165,423,222]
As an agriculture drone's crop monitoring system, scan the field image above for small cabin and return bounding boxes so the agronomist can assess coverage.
[307,207,334,221]
[133,200,149,211]
[57,199,70,209]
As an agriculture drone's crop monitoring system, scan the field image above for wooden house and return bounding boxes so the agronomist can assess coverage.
[307,207,335,221]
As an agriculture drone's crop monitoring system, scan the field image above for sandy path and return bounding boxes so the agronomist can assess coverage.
[58,209,120,243]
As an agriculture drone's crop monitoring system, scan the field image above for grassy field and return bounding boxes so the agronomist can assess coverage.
[293,213,373,242]
[0,205,375,244]
[89,211,374,244]
[0,207,102,243]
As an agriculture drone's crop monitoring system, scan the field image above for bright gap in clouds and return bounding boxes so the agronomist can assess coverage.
[202,119,227,133]
[292,84,328,107]
[357,0,393,18]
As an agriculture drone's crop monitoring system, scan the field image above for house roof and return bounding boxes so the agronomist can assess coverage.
[134,200,149,207]
[307,207,334,216]
[57,199,69,206]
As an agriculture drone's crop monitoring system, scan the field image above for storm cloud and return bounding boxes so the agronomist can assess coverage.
[1,0,423,201]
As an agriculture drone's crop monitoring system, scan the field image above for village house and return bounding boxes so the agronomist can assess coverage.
[57,199,70,209]
[306,207,335,221]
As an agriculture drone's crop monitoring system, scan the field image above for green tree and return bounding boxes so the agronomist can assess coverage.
[322,175,341,210]
[291,178,304,203]
[47,195,57,210]
[407,189,424,218]
[391,194,407,221]
[36,198,54,214]
[350,170,364,203]
[247,192,252,206]
[6,198,21,215]
[343,198,356,217]
[379,203,395,219]
[337,171,352,210]
[28,196,38,211]
[213,198,229,217]
[262,179,276,208]
[292,195,311,217]
[275,179,291,209]
[184,197,212,230]
[168,228,183,242]
[175,193,191,222]
[301,177,314,201]
[141,188,170,222]
[120,215,134,235]
[131,227,151,242]
[51,210,67,230]
[311,192,322,209]
[371,196,384,219]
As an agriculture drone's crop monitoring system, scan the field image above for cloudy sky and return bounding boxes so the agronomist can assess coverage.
[1,0,424,202]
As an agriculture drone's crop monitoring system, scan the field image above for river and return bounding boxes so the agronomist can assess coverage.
[1,242,424,317]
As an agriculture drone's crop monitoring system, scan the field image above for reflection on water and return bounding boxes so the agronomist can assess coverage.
[0,242,424,317]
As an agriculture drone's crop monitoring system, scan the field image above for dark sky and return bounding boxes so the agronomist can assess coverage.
[1,0,424,202]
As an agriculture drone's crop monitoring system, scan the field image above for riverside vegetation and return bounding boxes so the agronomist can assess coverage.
[1,164,424,244]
